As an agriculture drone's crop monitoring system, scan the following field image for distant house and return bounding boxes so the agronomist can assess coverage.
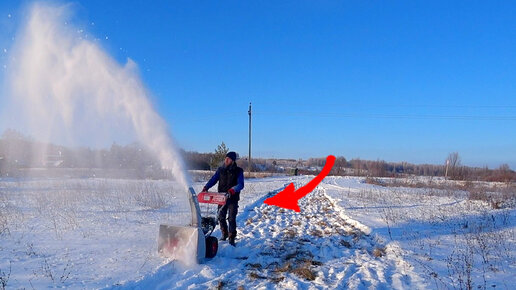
[44,151,64,167]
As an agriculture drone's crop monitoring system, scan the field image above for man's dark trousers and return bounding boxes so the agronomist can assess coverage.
[218,199,238,237]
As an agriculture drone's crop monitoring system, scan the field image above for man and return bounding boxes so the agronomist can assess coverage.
[202,151,244,246]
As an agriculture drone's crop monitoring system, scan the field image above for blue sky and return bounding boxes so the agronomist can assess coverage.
[1,1,516,168]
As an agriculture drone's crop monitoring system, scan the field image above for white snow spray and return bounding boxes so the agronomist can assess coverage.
[3,3,190,189]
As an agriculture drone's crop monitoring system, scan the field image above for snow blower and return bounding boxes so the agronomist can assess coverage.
[158,187,226,263]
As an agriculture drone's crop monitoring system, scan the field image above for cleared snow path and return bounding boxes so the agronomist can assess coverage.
[114,183,423,289]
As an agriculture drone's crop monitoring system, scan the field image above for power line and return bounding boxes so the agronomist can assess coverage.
[253,111,516,121]
[254,102,516,109]
[317,104,516,109]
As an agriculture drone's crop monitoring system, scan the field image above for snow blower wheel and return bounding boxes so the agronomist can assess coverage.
[205,236,218,258]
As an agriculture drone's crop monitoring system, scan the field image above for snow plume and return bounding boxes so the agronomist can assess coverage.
[4,3,189,188]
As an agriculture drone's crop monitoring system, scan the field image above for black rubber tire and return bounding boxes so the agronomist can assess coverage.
[205,236,218,258]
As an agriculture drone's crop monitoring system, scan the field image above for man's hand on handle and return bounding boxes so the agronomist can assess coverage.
[225,188,235,200]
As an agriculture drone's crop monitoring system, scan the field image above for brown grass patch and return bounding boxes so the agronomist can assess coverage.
[284,228,297,239]
[340,240,352,248]
[317,220,328,227]
[468,187,516,209]
[373,247,386,258]
[322,206,333,213]
[246,263,262,270]
[248,272,267,280]
[310,229,324,237]
[292,266,317,281]
[269,276,285,283]
[275,261,292,273]
[272,258,321,281]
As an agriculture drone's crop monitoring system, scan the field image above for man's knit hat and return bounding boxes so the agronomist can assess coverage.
[226,151,237,161]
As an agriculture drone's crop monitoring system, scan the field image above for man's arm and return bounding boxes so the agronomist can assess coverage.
[204,168,220,191]
[231,169,244,192]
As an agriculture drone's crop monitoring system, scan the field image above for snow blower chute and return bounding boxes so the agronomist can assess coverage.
[158,187,226,263]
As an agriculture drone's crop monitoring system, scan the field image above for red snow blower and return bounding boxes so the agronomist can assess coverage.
[158,187,226,263]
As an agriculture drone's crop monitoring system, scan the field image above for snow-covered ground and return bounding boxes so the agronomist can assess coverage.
[0,176,514,289]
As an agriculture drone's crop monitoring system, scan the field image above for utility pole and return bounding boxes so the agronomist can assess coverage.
[445,159,450,180]
[248,102,252,173]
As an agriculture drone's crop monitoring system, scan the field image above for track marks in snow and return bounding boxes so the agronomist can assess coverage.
[233,185,421,289]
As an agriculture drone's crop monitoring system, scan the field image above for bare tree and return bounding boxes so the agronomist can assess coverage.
[368,159,388,177]
[331,156,347,175]
[496,164,513,183]
[351,158,363,176]
[447,152,462,180]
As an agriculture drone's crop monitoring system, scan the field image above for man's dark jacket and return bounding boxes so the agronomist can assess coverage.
[205,162,244,201]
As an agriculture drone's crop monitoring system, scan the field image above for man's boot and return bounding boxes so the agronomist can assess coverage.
[220,230,228,241]
[228,233,236,246]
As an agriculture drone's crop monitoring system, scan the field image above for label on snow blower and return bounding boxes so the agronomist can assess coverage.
[197,192,227,205]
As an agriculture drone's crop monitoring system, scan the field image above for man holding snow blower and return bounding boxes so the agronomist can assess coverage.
[202,151,244,246]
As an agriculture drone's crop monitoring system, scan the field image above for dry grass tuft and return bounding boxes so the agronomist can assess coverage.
[373,247,386,258]
[269,276,285,283]
[317,220,328,227]
[310,229,324,237]
[292,266,317,281]
[246,263,262,270]
[275,261,292,272]
[340,240,352,248]
[283,228,297,239]
[271,258,321,281]
[216,280,225,290]
[248,272,267,280]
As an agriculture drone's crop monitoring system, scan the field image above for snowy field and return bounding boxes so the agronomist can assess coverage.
[0,176,515,289]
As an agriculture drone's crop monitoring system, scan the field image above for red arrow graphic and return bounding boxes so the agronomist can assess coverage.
[264,155,336,212]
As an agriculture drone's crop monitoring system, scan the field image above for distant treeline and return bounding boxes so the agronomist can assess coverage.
[306,156,515,182]
[0,130,163,178]
[0,129,514,182]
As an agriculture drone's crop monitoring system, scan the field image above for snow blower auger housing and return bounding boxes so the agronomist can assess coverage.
[158,187,226,263]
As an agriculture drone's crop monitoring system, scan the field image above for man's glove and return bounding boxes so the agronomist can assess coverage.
[202,186,208,192]
[224,188,235,200]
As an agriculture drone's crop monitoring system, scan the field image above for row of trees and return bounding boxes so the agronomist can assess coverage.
[0,132,238,177]
[0,130,159,169]
[186,146,515,182]
[306,153,515,182]
[0,132,237,176]
[1,131,514,182]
